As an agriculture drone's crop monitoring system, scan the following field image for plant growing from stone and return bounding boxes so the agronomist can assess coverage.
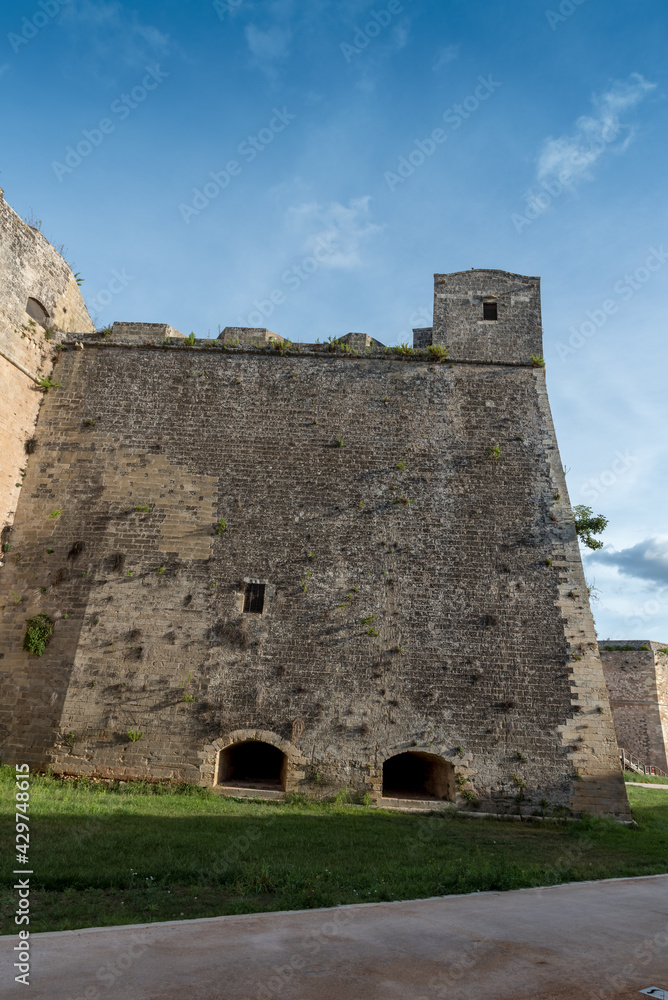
[573,505,608,550]
[23,614,54,656]
[127,730,143,742]
[486,445,501,460]
[179,673,195,702]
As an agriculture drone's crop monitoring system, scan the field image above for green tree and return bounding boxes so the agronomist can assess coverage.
[573,505,608,550]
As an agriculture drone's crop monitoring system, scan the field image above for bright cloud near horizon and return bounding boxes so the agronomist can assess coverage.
[2,0,668,640]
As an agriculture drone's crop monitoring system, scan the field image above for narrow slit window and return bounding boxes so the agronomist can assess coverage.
[244,582,265,614]
[483,301,498,321]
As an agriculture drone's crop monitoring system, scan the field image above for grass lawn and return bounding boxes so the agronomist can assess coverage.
[2,767,667,933]
[624,772,668,785]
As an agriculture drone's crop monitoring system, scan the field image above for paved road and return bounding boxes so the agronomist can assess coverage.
[1,876,667,999]
[626,782,668,789]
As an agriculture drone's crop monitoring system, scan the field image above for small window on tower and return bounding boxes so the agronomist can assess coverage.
[243,582,265,614]
[483,301,498,321]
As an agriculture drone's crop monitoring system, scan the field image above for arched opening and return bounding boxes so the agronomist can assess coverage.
[217,740,287,791]
[26,297,49,326]
[382,751,454,801]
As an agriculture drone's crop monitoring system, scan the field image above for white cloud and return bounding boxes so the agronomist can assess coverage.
[536,73,656,188]
[391,24,410,52]
[242,0,300,75]
[286,196,383,269]
[432,44,459,71]
[245,23,291,63]
[59,0,170,76]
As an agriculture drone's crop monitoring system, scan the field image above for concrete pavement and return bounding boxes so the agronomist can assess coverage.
[1,876,667,999]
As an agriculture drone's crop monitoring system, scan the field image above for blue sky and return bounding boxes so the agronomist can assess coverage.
[2,0,667,639]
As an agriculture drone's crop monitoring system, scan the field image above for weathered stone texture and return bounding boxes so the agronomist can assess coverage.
[0,190,94,537]
[0,192,93,340]
[600,641,668,771]
[110,323,184,343]
[412,328,433,349]
[0,271,630,818]
[431,270,543,363]
[219,327,283,347]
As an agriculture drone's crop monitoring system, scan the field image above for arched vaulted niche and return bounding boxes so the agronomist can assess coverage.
[217,740,287,791]
[26,297,49,326]
[382,751,454,801]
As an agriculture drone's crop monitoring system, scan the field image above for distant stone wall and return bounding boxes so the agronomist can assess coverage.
[0,191,94,539]
[0,294,629,817]
[111,323,184,343]
[600,641,668,771]
[0,191,94,339]
[412,328,433,349]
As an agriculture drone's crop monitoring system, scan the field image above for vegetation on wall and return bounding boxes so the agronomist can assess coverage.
[573,505,608,550]
[23,614,54,656]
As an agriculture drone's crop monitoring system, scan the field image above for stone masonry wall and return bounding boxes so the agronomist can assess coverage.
[600,641,668,771]
[0,191,94,539]
[0,312,630,818]
[432,270,543,363]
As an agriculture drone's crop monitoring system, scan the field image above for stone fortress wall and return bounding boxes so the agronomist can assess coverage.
[0,208,631,819]
[599,640,668,772]
[0,190,94,540]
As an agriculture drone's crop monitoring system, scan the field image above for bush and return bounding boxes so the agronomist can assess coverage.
[23,614,54,656]
[573,505,608,550]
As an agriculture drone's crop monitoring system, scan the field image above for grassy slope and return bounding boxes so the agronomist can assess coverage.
[624,772,668,785]
[2,769,667,933]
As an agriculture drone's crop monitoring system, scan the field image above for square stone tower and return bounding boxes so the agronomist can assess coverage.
[415,269,543,364]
